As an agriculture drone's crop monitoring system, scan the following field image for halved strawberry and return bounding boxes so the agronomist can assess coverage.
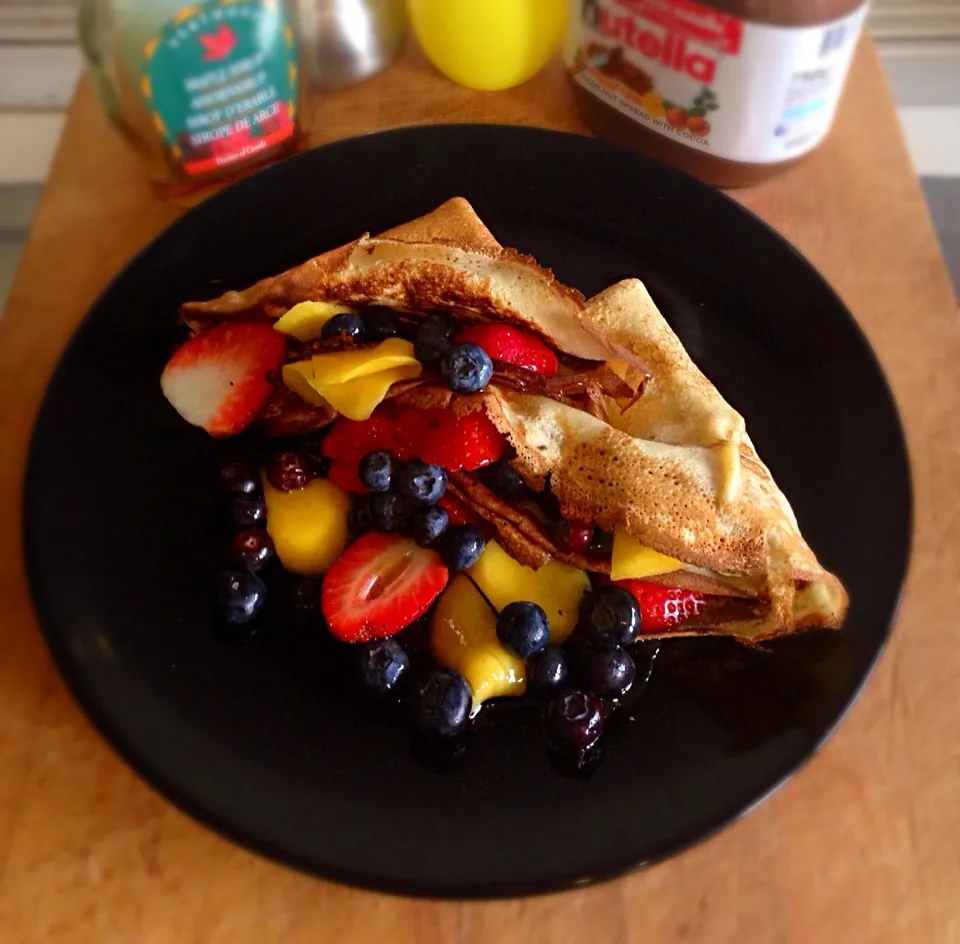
[321,413,394,463]
[322,534,449,642]
[615,580,707,633]
[438,492,480,526]
[421,410,507,471]
[454,324,559,377]
[393,407,446,460]
[327,461,368,495]
[160,322,286,437]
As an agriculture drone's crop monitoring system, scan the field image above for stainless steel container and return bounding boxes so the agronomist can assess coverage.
[293,0,407,90]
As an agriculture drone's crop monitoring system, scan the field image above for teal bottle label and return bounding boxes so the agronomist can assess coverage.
[142,0,298,175]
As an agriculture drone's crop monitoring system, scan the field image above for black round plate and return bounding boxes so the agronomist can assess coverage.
[24,126,911,898]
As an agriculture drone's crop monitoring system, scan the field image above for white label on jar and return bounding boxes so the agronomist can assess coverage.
[564,0,868,164]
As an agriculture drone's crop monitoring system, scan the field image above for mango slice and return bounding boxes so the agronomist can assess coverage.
[468,541,590,643]
[610,528,685,581]
[430,574,526,705]
[316,364,421,421]
[263,475,351,576]
[281,361,329,407]
[273,301,357,341]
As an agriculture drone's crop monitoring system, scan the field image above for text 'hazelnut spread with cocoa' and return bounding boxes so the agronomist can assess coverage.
[564,0,868,187]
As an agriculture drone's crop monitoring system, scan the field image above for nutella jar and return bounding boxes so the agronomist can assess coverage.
[564,0,869,186]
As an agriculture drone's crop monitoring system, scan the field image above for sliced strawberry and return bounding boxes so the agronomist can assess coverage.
[160,322,286,437]
[393,407,446,460]
[322,534,449,642]
[321,413,394,463]
[438,492,480,526]
[454,324,559,377]
[615,580,708,633]
[327,461,368,495]
[421,410,507,471]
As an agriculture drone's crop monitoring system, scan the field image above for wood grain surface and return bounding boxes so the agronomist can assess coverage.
[1,38,958,944]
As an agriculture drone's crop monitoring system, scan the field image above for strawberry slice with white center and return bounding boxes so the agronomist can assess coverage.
[160,322,286,437]
[322,533,449,642]
[615,580,708,633]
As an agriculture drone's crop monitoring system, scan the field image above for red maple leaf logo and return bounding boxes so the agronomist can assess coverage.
[199,23,237,61]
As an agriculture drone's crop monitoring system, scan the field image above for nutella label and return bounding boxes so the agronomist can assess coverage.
[564,0,868,164]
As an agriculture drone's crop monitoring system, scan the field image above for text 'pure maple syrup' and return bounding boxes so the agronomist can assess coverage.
[79,0,304,203]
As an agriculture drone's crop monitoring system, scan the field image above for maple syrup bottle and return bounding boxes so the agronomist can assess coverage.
[79,0,304,203]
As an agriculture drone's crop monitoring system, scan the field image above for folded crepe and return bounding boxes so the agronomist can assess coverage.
[182,198,847,642]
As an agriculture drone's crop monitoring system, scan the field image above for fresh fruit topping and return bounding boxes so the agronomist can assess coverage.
[369,493,412,533]
[544,691,604,753]
[231,497,267,529]
[321,533,448,642]
[437,492,479,526]
[161,322,286,437]
[273,301,356,341]
[230,528,275,571]
[610,527,685,580]
[414,669,473,740]
[413,312,460,368]
[263,475,351,576]
[320,312,366,344]
[397,460,447,506]
[363,307,405,342]
[218,569,267,624]
[468,540,590,643]
[420,410,506,471]
[299,431,331,477]
[615,580,708,633]
[348,499,374,537]
[438,524,486,571]
[219,460,260,497]
[358,450,396,493]
[496,601,550,658]
[556,518,594,553]
[430,574,526,705]
[265,451,312,491]
[482,458,531,502]
[441,343,493,393]
[453,324,559,377]
[573,645,636,697]
[322,414,395,463]
[411,504,449,547]
[327,461,368,495]
[578,585,641,647]
[393,407,445,460]
[357,638,410,696]
[527,646,569,697]
[292,577,322,622]
[588,528,614,557]
[281,361,329,406]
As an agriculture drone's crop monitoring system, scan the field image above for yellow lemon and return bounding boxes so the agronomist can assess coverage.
[408,0,565,91]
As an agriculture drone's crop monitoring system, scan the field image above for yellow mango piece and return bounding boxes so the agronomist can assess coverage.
[314,363,421,421]
[430,574,525,705]
[263,475,351,576]
[273,301,357,341]
[281,361,329,407]
[610,528,685,581]
[468,541,590,643]
[309,338,419,385]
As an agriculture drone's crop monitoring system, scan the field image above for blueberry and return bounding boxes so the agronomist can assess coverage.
[266,451,311,491]
[369,493,412,533]
[218,569,266,624]
[574,645,636,697]
[358,450,396,493]
[496,601,550,658]
[231,528,275,571]
[357,638,410,695]
[219,460,259,496]
[414,669,472,739]
[348,499,374,537]
[441,343,493,394]
[292,578,322,622]
[588,528,614,557]
[411,504,449,547]
[397,460,447,505]
[231,497,266,529]
[527,645,568,697]
[300,432,330,477]
[438,524,485,571]
[320,312,366,344]
[544,691,604,753]
[414,312,460,368]
[483,459,530,502]
[579,585,641,647]
[363,307,403,342]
